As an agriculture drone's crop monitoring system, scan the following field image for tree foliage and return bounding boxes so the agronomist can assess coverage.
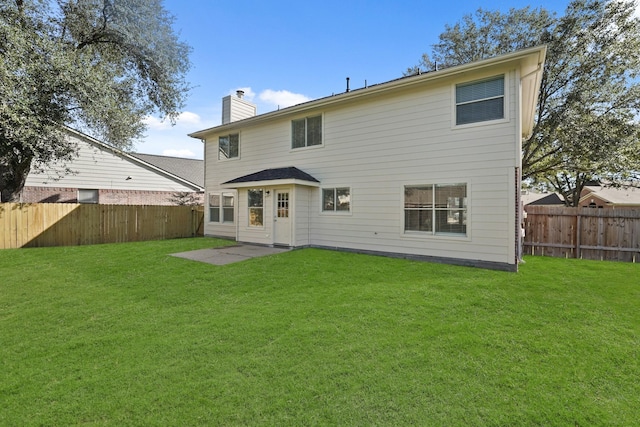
[0,0,191,201]
[409,0,640,205]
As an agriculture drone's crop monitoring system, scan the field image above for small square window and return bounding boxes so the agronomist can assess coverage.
[78,189,98,204]
[209,193,234,223]
[322,187,350,212]
[219,134,239,159]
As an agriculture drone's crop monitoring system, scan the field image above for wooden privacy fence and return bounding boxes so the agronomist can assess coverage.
[523,205,640,262]
[0,203,204,249]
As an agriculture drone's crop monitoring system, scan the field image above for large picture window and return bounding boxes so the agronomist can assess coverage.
[218,134,239,159]
[456,75,504,125]
[322,187,351,212]
[247,188,264,227]
[209,193,234,223]
[292,115,322,148]
[404,184,467,235]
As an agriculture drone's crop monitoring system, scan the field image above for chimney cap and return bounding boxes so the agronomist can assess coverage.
[236,90,244,99]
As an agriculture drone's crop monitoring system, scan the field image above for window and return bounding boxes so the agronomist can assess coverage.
[78,189,98,204]
[247,189,264,227]
[322,187,351,212]
[218,134,239,159]
[209,193,234,223]
[404,184,467,235]
[292,115,322,148]
[277,192,289,218]
[456,75,504,125]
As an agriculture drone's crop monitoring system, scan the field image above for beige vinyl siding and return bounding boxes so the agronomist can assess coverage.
[222,95,257,124]
[25,135,196,192]
[293,186,312,246]
[204,68,521,265]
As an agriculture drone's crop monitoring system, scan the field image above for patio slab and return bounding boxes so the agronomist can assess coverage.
[171,244,291,265]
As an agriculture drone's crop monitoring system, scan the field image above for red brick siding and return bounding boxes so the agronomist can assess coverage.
[20,186,203,206]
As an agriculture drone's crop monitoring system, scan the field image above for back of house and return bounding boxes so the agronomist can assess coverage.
[190,46,546,271]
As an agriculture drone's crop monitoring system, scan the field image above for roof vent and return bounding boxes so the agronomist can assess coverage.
[236,90,244,99]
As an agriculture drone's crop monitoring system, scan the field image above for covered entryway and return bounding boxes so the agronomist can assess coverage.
[221,166,320,247]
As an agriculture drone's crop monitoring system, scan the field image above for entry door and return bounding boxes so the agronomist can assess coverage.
[274,190,291,245]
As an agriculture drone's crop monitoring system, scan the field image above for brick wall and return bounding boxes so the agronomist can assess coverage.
[20,186,204,206]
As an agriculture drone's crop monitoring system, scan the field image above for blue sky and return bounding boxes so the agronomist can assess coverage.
[135,0,575,159]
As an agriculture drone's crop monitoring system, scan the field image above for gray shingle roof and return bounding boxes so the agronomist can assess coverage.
[223,167,319,185]
[131,153,204,188]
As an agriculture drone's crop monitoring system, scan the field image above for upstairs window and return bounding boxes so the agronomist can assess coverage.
[455,76,504,125]
[218,134,239,159]
[292,115,322,148]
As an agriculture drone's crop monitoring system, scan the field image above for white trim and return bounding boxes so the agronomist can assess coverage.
[222,178,320,189]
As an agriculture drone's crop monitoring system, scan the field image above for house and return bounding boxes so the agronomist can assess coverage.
[578,184,640,208]
[521,190,564,206]
[20,127,204,205]
[189,46,547,271]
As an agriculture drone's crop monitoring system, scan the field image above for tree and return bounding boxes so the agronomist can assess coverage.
[168,191,201,206]
[408,0,640,206]
[0,0,191,202]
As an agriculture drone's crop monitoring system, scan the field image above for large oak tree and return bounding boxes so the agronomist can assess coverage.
[408,0,640,205]
[0,0,191,201]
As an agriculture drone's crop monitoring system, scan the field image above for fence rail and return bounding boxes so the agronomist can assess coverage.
[523,205,640,262]
[0,203,204,249]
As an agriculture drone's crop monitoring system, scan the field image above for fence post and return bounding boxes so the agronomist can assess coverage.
[576,212,581,259]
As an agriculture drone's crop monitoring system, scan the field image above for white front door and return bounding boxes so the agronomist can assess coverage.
[273,189,291,246]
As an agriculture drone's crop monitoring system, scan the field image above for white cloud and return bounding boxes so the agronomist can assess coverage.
[143,115,171,130]
[162,149,196,158]
[259,89,311,108]
[176,111,202,125]
[143,111,202,130]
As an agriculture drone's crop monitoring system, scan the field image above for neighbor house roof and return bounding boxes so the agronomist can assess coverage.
[222,167,320,188]
[522,192,564,206]
[131,153,204,188]
[189,46,547,141]
[580,185,640,206]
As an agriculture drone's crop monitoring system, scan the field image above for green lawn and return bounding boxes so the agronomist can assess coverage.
[1,238,638,426]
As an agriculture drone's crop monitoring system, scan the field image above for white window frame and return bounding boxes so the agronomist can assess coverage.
[321,187,351,214]
[453,74,507,128]
[291,114,323,149]
[403,183,468,237]
[247,188,264,227]
[208,192,235,223]
[218,133,240,160]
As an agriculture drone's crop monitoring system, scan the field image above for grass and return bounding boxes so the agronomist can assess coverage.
[1,237,639,426]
